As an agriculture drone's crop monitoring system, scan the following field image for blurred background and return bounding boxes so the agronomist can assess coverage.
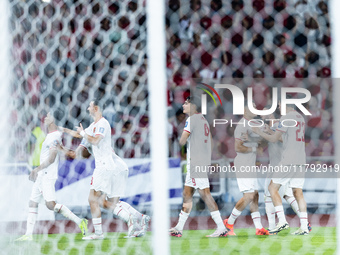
[2,0,335,239]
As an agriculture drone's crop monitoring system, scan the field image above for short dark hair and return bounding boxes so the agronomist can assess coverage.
[93,98,106,111]
[186,96,201,110]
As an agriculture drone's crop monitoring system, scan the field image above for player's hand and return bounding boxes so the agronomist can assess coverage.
[58,126,65,133]
[29,169,38,182]
[263,124,273,134]
[76,123,84,134]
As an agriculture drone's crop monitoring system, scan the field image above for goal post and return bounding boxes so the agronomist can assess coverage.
[330,0,340,254]
[147,0,170,254]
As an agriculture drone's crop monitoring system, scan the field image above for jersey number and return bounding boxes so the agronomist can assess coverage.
[296,122,305,142]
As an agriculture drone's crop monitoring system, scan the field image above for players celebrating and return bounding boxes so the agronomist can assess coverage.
[169,97,228,237]
[252,101,310,235]
[16,112,88,241]
[61,99,150,239]
[224,103,269,236]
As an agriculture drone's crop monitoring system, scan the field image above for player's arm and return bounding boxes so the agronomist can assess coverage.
[76,123,103,145]
[235,138,255,153]
[57,143,91,159]
[252,127,282,143]
[179,130,190,146]
[59,126,82,139]
[29,149,58,182]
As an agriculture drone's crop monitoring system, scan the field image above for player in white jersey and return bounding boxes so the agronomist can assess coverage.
[169,97,228,237]
[16,113,88,241]
[259,109,302,231]
[252,102,309,235]
[72,99,148,239]
[57,125,150,238]
[224,104,269,236]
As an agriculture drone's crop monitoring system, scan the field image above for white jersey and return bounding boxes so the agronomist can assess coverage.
[268,121,283,166]
[276,111,306,165]
[184,113,211,167]
[234,118,261,167]
[80,136,128,173]
[39,130,62,179]
[85,117,116,170]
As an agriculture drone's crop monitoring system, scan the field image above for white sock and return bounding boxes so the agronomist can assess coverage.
[265,196,276,229]
[299,212,308,231]
[54,203,82,225]
[285,197,300,217]
[113,203,130,223]
[275,205,287,223]
[228,208,242,225]
[175,210,189,231]
[251,211,263,229]
[119,201,143,222]
[92,217,103,235]
[210,210,225,230]
[25,207,38,235]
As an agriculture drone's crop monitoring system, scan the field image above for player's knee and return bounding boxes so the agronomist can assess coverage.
[45,201,56,211]
[88,195,98,205]
[293,189,303,198]
[244,192,255,203]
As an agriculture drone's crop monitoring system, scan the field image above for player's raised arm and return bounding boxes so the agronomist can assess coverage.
[252,127,282,143]
[59,126,83,139]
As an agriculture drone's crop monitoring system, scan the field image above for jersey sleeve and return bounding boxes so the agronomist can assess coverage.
[94,119,108,137]
[184,117,191,134]
[84,126,92,136]
[50,133,62,150]
[234,126,244,141]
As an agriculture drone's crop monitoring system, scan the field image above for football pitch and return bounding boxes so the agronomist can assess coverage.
[1,227,336,255]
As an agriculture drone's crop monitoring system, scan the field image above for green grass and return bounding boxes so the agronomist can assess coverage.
[1,227,336,255]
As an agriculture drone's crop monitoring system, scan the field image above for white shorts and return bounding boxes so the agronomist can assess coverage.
[184,172,210,190]
[272,177,305,189]
[237,178,258,193]
[264,177,293,197]
[90,168,128,198]
[30,174,57,203]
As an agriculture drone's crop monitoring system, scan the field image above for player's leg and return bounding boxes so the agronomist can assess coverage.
[177,185,195,225]
[283,185,300,217]
[83,189,104,239]
[268,179,289,234]
[42,177,88,236]
[170,184,195,237]
[292,186,309,234]
[264,178,276,230]
[16,177,42,241]
[249,191,267,235]
[197,187,226,234]
[223,191,255,236]
[268,180,287,223]
[115,200,150,235]
[17,200,39,241]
